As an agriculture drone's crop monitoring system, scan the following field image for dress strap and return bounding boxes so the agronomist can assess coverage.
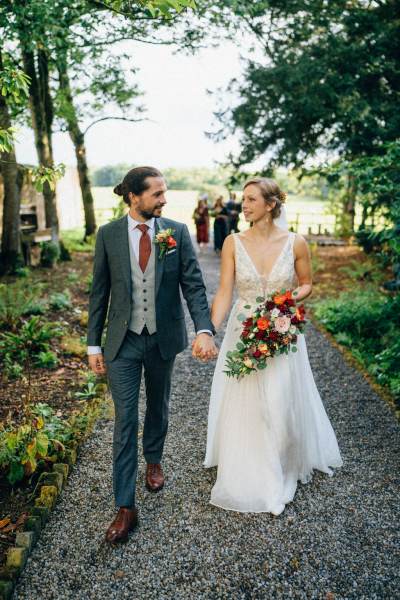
[289,231,296,252]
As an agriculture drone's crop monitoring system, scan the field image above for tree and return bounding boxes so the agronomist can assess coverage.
[0,50,30,274]
[211,0,400,231]
[1,0,199,244]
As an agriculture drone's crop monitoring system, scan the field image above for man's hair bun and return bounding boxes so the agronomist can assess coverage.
[113,183,124,196]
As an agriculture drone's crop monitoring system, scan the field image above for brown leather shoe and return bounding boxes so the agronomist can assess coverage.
[105,507,138,544]
[145,463,165,492]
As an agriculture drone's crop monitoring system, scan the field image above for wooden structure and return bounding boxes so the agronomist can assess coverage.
[0,166,52,266]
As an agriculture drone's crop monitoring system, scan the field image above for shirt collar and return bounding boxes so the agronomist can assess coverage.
[127,212,155,232]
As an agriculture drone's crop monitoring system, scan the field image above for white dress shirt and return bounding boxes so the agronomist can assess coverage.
[87,214,212,355]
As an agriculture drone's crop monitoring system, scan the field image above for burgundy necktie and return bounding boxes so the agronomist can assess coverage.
[136,224,151,272]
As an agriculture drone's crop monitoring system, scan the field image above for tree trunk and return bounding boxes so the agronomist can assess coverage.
[343,172,357,234]
[57,60,97,239]
[0,50,23,274]
[22,47,59,242]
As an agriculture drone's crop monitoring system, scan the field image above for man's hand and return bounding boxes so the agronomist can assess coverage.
[88,353,107,375]
[192,333,218,362]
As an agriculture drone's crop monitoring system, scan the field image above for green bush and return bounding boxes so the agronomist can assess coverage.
[0,396,104,485]
[0,282,47,330]
[315,291,400,401]
[49,290,71,310]
[0,316,62,378]
[35,351,58,369]
[40,241,60,267]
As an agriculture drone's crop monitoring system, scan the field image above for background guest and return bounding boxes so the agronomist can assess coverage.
[226,191,242,233]
[212,196,229,254]
[193,199,209,249]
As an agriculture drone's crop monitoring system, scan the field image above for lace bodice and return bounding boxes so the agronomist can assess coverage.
[233,232,297,304]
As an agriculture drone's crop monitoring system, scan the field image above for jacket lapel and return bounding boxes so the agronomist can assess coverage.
[155,217,165,298]
[118,215,132,295]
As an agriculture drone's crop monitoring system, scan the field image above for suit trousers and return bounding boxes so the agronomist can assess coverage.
[106,330,175,508]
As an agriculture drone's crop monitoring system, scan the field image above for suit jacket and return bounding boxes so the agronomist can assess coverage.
[87,215,214,362]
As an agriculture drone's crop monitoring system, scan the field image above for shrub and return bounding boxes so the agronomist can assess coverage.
[35,351,58,369]
[49,290,71,310]
[40,241,60,267]
[0,282,46,330]
[0,397,104,485]
[0,316,62,378]
[315,291,400,401]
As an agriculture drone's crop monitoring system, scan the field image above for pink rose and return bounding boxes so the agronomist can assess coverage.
[274,315,291,334]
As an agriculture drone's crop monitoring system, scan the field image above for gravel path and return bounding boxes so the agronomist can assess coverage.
[14,246,399,600]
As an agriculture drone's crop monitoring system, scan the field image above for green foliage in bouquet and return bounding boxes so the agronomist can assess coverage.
[225,291,306,380]
[314,291,400,402]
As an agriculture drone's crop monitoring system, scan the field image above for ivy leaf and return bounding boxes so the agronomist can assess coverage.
[36,432,49,457]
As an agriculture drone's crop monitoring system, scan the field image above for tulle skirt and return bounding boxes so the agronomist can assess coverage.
[204,300,343,515]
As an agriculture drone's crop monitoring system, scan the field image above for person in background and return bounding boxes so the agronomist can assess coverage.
[193,199,210,250]
[226,191,242,233]
[213,196,229,254]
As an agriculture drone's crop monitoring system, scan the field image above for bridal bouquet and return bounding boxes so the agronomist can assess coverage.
[224,290,307,379]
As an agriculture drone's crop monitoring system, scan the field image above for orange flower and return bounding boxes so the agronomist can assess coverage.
[258,343,270,355]
[273,293,287,305]
[295,305,305,320]
[168,236,177,247]
[257,317,270,330]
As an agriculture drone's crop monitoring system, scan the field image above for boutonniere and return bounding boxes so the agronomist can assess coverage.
[155,228,177,258]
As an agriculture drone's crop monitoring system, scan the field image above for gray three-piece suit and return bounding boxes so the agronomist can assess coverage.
[87,215,214,507]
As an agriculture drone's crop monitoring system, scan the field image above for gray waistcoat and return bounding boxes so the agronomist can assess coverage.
[128,239,157,335]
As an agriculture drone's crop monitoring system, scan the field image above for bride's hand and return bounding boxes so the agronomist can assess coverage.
[192,334,218,362]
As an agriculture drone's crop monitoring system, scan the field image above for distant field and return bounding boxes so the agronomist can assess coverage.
[91,187,335,235]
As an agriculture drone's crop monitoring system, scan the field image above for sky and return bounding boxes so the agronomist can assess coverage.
[15,40,243,170]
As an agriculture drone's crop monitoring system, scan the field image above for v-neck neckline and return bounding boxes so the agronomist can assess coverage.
[236,233,291,281]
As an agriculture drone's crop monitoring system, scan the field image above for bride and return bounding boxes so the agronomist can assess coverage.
[204,177,343,515]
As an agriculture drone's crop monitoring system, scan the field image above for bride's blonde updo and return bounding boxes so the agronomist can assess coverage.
[243,177,286,219]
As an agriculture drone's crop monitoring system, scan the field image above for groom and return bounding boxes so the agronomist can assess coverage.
[87,166,217,543]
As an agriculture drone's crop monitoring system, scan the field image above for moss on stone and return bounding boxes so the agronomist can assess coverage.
[65,448,77,465]
[6,547,27,570]
[52,462,69,483]
[35,485,58,509]
[15,532,34,551]
[30,506,50,526]
[23,516,41,536]
[36,471,63,494]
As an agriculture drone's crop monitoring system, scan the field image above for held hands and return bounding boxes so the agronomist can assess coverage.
[88,353,107,375]
[192,332,218,362]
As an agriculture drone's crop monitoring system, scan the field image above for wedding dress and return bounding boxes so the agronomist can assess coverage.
[204,229,343,515]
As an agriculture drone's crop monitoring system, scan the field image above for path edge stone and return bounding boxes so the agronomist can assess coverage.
[0,390,112,600]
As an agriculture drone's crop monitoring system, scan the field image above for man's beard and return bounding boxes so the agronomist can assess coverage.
[138,207,162,220]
